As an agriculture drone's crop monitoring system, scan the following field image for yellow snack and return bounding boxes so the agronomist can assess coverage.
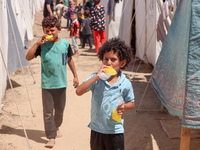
[112,109,121,122]
[105,66,117,75]
[45,35,53,41]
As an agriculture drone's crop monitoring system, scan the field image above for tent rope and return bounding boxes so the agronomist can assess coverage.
[0,48,32,150]
[6,0,35,117]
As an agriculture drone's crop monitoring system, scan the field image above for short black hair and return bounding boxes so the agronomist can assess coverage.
[84,10,90,17]
[71,12,77,16]
[42,16,60,29]
[93,0,100,6]
[98,38,132,69]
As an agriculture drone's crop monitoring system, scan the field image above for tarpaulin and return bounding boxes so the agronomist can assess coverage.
[150,0,200,129]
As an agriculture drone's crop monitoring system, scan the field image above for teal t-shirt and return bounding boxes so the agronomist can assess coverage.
[35,38,73,89]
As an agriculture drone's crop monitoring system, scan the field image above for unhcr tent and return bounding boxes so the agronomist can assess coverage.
[0,0,44,113]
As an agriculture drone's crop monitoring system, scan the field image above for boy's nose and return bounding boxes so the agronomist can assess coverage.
[107,60,112,65]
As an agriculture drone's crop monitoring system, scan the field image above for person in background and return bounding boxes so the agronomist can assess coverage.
[44,0,54,18]
[26,16,79,148]
[84,0,93,12]
[76,38,135,150]
[78,11,83,46]
[70,12,80,56]
[66,1,75,29]
[82,10,92,50]
[55,0,65,26]
[90,0,106,53]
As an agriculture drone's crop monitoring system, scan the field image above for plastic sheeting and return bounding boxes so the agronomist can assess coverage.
[0,0,43,112]
[151,0,200,129]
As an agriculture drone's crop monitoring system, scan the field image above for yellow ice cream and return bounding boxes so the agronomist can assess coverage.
[105,66,117,75]
[45,35,53,41]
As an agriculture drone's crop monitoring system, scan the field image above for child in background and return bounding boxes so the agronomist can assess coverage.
[70,12,80,56]
[82,10,92,49]
[55,0,64,26]
[76,38,135,150]
[78,11,83,46]
[26,16,79,148]
[90,0,106,53]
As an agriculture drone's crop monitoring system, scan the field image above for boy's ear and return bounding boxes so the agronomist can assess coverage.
[120,59,127,68]
[58,27,61,32]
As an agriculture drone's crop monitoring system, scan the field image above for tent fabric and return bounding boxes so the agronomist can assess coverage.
[0,0,9,113]
[0,0,43,112]
[7,0,29,74]
[100,0,133,46]
[181,0,200,129]
[150,0,200,129]
[135,0,171,67]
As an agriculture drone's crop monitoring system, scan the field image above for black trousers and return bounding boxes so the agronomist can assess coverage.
[42,88,66,139]
[90,130,124,150]
[82,34,92,48]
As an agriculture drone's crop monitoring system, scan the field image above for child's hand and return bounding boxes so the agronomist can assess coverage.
[75,34,79,38]
[117,102,124,115]
[37,35,48,45]
[97,65,108,78]
[73,77,79,88]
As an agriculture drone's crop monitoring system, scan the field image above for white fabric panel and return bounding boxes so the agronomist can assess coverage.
[135,0,145,60]
[118,0,133,46]
[0,0,43,112]
[146,0,157,66]
[0,0,8,111]
[101,0,133,46]
[135,0,170,66]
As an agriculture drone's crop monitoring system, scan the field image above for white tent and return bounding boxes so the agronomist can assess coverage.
[135,0,178,67]
[100,0,133,47]
[0,0,44,113]
[100,0,178,67]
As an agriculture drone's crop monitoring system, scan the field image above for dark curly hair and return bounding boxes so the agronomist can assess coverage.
[42,16,60,29]
[98,38,132,69]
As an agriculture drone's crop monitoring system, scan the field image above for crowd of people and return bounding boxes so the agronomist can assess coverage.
[43,0,106,55]
[28,0,135,149]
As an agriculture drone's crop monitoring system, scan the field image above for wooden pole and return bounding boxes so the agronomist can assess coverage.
[180,126,191,150]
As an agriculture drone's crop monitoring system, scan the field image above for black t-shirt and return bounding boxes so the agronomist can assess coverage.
[43,0,54,18]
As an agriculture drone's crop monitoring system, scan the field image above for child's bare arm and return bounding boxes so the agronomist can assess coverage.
[68,57,79,88]
[26,36,46,61]
[117,101,135,115]
[76,74,100,96]
[76,65,107,96]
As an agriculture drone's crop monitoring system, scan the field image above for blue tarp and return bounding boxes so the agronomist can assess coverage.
[150,0,200,129]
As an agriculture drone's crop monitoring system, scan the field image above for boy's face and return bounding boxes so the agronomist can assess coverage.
[102,50,127,73]
[43,25,61,42]
[70,14,77,21]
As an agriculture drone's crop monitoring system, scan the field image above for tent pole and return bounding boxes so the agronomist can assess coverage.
[180,126,191,150]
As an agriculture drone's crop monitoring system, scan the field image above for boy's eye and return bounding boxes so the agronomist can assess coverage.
[111,58,116,62]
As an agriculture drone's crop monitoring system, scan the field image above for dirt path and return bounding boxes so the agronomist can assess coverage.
[1,10,200,150]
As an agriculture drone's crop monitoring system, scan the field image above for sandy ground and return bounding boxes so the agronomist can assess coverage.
[1,10,200,150]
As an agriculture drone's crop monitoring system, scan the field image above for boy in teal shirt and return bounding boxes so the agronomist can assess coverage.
[76,38,135,150]
[26,16,79,148]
